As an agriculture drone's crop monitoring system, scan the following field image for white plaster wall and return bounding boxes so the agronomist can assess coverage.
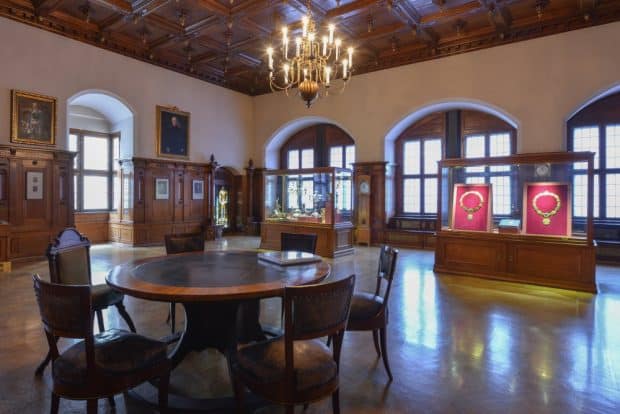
[0,17,254,168]
[252,21,620,165]
[68,105,111,133]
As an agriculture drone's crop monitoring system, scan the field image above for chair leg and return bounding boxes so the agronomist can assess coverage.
[170,302,176,334]
[158,372,170,413]
[115,302,137,333]
[286,405,295,414]
[107,396,115,408]
[35,351,52,376]
[326,335,332,347]
[86,399,97,414]
[50,392,59,414]
[332,388,340,414]
[232,374,245,414]
[372,329,381,357]
[379,327,393,381]
[96,310,105,333]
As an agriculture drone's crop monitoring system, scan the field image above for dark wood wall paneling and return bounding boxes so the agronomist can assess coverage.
[0,145,73,261]
[109,157,244,246]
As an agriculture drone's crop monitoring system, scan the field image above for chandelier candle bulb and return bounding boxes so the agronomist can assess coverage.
[267,47,274,70]
[302,16,308,38]
[328,24,335,44]
[283,64,289,84]
[326,66,331,86]
[335,38,341,60]
[322,36,328,56]
[296,37,301,57]
[342,59,348,78]
[347,47,353,67]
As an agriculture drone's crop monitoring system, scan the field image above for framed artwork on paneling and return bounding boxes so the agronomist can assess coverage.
[11,90,56,145]
[192,179,204,200]
[156,105,190,159]
[26,171,44,200]
[155,178,169,200]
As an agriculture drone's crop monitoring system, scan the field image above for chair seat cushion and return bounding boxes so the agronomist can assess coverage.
[234,337,337,391]
[53,329,167,384]
[349,292,384,322]
[91,284,123,310]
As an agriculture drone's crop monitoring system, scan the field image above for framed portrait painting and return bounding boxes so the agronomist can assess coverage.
[192,179,204,200]
[156,105,189,159]
[11,90,56,145]
[155,178,169,200]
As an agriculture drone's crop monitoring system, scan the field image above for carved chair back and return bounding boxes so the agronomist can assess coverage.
[33,275,95,368]
[282,274,355,389]
[280,232,318,254]
[374,245,399,306]
[47,228,92,286]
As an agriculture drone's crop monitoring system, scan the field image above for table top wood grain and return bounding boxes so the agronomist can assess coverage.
[106,250,331,303]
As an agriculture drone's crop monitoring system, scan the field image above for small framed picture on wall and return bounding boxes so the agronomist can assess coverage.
[155,178,169,200]
[26,171,44,200]
[192,179,204,200]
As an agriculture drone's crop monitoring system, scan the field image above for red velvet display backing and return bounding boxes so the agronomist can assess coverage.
[451,184,492,232]
[523,182,570,237]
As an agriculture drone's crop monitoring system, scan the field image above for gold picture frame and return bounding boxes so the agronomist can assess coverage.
[11,89,56,145]
[156,105,190,159]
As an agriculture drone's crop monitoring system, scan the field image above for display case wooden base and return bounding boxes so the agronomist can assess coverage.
[434,231,596,293]
[260,222,354,258]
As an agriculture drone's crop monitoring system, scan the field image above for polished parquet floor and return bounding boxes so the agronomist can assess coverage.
[1,236,619,414]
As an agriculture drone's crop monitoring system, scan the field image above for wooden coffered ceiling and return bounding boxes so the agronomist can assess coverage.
[2,0,620,95]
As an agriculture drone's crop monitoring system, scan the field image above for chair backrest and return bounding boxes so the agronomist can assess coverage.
[374,245,399,303]
[164,232,205,255]
[33,274,95,367]
[280,232,318,254]
[47,228,92,285]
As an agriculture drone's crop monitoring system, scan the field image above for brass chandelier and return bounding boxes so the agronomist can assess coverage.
[267,0,353,108]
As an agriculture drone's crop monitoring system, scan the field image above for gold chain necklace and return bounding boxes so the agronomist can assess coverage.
[532,189,561,225]
[459,190,484,220]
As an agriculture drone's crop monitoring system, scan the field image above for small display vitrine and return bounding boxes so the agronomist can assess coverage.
[260,167,354,257]
[434,152,596,292]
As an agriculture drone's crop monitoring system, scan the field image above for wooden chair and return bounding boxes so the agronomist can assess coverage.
[35,228,136,375]
[232,274,356,414]
[280,232,318,254]
[33,275,170,414]
[164,231,205,333]
[334,245,398,381]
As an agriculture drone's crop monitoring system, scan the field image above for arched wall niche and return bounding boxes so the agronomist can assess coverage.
[67,89,135,159]
[263,116,356,169]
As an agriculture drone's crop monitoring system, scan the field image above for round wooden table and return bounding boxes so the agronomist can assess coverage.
[106,250,331,412]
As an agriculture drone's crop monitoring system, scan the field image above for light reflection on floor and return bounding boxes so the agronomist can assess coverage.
[1,237,619,413]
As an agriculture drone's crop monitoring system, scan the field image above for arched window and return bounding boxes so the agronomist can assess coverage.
[279,124,355,169]
[568,92,620,220]
[394,110,515,217]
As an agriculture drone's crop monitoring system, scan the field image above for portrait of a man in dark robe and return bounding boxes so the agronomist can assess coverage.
[157,106,189,158]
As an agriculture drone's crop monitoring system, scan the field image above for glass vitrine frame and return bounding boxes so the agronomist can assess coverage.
[437,151,595,244]
[263,167,353,226]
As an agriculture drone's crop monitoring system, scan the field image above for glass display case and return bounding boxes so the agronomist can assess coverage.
[263,167,352,225]
[260,167,354,258]
[434,152,596,293]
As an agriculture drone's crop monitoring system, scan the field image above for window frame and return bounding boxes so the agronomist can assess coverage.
[395,136,444,217]
[70,128,119,212]
[568,124,620,222]
[462,130,517,217]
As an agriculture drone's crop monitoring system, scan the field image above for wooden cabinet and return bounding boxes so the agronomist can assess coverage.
[260,221,354,258]
[434,231,596,292]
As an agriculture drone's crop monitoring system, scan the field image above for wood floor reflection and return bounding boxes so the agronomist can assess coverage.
[1,236,619,413]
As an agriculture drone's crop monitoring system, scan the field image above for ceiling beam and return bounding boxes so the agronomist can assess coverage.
[325,0,377,20]
[356,21,406,42]
[33,0,65,17]
[196,0,229,17]
[90,0,132,14]
[421,1,481,26]
[390,0,438,46]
